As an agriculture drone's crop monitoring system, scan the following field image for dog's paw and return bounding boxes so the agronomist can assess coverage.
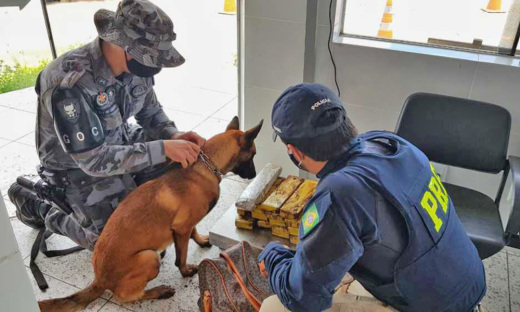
[180,264,199,277]
[196,235,212,248]
[154,285,176,300]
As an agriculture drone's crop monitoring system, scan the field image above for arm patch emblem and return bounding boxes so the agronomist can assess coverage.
[302,203,320,236]
[131,84,148,97]
[59,99,80,121]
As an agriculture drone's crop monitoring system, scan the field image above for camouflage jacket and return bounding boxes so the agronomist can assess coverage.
[36,38,178,176]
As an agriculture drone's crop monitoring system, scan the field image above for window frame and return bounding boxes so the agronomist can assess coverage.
[334,0,520,63]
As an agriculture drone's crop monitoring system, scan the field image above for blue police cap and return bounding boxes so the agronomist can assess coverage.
[271,83,351,161]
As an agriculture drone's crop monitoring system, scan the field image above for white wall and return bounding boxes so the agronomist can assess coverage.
[0,194,39,312]
[241,0,520,197]
[240,0,308,177]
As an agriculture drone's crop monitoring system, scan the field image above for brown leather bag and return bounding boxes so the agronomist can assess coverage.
[198,241,274,312]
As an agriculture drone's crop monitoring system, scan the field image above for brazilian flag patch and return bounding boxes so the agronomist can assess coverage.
[302,203,320,236]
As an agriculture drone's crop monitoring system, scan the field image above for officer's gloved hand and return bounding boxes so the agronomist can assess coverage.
[163,140,201,168]
[171,131,206,148]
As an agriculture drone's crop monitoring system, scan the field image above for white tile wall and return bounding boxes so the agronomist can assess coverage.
[242,0,307,174]
[244,17,306,90]
[317,0,342,27]
[317,0,333,26]
[243,86,299,177]
[469,62,520,136]
[445,167,503,199]
[343,104,401,133]
[0,196,39,312]
[509,133,520,158]
[0,202,19,256]
[315,25,479,111]
[244,0,307,22]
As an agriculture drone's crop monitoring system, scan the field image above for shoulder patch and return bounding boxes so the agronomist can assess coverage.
[91,90,118,117]
[96,92,109,106]
[106,86,116,101]
[131,84,148,97]
[302,203,320,236]
[299,191,332,239]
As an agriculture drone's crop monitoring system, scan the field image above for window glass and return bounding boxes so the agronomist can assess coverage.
[342,0,517,54]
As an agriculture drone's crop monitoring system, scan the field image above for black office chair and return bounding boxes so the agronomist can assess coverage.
[396,93,520,259]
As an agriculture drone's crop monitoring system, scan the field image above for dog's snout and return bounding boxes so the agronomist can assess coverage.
[243,167,256,179]
[233,159,257,180]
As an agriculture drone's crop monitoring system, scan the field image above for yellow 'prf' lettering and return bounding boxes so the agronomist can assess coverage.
[429,163,448,213]
[421,191,443,232]
[429,177,448,213]
[420,163,450,232]
[429,164,447,192]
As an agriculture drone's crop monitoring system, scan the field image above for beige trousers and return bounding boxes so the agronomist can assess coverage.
[259,275,394,312]
[259,275,487,312]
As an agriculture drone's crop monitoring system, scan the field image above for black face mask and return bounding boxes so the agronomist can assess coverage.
[125,52,162,77]
[288,150,304,170]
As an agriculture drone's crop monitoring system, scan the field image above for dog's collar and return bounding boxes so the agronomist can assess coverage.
[199,151,223,179]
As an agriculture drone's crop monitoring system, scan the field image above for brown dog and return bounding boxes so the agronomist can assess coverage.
[38,116,263,312]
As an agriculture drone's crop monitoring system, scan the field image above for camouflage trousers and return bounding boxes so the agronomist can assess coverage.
[44,125,167,251]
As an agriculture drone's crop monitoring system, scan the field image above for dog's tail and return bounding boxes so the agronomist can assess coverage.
[38,282,105,312]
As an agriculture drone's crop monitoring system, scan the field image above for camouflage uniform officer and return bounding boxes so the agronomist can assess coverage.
[8,0,205,251]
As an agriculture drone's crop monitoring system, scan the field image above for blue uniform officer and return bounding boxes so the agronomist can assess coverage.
[258,83,486,312]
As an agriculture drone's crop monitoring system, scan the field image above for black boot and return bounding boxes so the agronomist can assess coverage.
[8,182,51,229]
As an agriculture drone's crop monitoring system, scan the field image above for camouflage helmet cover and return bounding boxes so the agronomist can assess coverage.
[94,0,185,68]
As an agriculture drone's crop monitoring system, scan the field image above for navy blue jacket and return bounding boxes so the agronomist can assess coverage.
[259,131,486,312]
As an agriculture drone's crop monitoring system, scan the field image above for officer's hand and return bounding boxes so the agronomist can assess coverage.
[172,131,206,148]
[163,140,200,168]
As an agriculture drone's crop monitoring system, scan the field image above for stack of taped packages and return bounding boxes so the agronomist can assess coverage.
[235,163,317,245]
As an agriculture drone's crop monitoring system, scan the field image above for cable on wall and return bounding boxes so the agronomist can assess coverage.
[328,0,341,97]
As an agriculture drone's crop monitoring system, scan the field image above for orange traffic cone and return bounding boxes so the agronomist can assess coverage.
[219,0,236,15]
[377,0,394,39]
[482,0,505,12]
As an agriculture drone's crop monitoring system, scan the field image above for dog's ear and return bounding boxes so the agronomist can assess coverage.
[226,116,240,131]
[244,119,263,145]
